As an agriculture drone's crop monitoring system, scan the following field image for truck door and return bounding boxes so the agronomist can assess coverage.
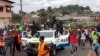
[54,32,61,47]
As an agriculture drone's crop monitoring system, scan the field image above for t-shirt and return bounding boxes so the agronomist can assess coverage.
[85,29,89,35]
[91,31,98,40]
[44,44,49,50]
[19,26,23,31]
[81,32,86,40]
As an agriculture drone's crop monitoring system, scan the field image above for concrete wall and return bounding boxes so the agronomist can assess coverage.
[0,18,9,28]
[0,0,12,18]
[0,0,12,28]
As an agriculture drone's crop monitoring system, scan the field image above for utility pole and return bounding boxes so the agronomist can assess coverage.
[20,0,23,23]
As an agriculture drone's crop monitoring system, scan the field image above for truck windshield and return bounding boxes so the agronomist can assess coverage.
[23,32,31,38]
[23,32,28,38]
[37,32,53,38]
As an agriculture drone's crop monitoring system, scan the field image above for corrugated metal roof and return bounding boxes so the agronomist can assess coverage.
[56,15,91,20]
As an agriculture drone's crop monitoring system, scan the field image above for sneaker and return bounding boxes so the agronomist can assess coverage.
[82,46,85,49]
[74,52,76,55]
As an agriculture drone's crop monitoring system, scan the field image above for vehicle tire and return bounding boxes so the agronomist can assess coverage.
[50,46,56,56]
[50,49,56,56]
[60,47,64,50]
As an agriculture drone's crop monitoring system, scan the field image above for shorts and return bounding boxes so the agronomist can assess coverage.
[6,40,12,46]
[93,40,97,44]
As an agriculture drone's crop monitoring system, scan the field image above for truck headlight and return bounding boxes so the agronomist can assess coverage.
[22,40,27,45]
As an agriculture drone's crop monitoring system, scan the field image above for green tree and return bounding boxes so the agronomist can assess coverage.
[47,6,52,13]
[69,18,75,22]
[38,9,48,23]
[12,13,21,23]
[85,6,90,10]
[19,10,26,16]
[47,7,54,20]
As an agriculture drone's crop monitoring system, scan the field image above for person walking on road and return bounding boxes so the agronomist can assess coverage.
[12,29,21,56]
[91,29,99,56]
[38,36,50,56]
[84,27,89,42]
[80,30,86,49]
[88,27,93,47]
[70,30,78,56]
[91,29,98,46]
[88,49,97,56]
[88,40,99,56]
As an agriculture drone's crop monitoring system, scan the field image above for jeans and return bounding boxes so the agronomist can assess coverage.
[12,41,21,56]
[70,43,77,54]
[81,39,85,48]
[0,46,5,56]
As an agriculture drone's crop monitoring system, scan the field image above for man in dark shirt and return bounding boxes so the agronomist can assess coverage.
[96,22,100,43]
[31,21,39,36]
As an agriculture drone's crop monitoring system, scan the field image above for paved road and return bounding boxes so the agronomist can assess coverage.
[56,43,90,56]
[5,43,91,56]
[56,46,89,56]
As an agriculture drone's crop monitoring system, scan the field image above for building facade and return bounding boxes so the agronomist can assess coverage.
[0,0,14,28]
[90,15,100,25]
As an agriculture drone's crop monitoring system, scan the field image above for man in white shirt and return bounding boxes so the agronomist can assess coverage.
[84,28,89,41]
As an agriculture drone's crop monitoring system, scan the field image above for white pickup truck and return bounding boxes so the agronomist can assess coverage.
[21,30,70,56]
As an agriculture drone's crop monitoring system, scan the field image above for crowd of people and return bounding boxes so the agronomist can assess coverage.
[0,20,100,56]
[0,25,22,56]
[68,23,100,56]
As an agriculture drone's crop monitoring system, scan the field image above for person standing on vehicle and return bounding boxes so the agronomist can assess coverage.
[31,21,38,36]
[38,36,50,56]
[56,20,63,35]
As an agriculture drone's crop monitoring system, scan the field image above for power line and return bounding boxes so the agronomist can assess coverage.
[20,0,23,23]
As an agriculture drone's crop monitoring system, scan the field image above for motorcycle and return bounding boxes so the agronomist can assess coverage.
[25,43,38,56]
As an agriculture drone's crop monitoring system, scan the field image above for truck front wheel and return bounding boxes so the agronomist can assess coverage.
[50,45,56,56]
[60,47,64,50]
[50,48,56,56]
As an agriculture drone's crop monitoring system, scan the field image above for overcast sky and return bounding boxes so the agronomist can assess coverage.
[10,0,100,13]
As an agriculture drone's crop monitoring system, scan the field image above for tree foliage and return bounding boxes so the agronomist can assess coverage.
[38,7,55,23]
[12,13,21,23]
[37,5,91,23]
[12,11,26,23]
[38,9,48,23]
[19,10,26,16]
[58,5,91,15]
